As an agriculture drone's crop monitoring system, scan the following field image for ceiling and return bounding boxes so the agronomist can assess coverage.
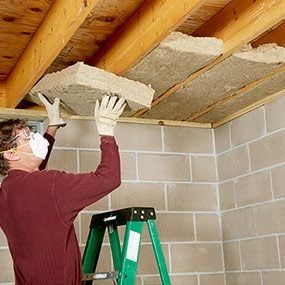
[0,0,284,128]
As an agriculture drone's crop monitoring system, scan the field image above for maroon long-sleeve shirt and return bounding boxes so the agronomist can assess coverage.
[0,134,121,285]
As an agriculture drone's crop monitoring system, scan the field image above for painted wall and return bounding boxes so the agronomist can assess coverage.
[1,93,284,284]
[215,94,285,285]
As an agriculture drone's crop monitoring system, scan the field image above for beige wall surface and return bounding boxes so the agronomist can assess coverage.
[1,93,285,285]
[0,120,223,284]
[216,94,285,285]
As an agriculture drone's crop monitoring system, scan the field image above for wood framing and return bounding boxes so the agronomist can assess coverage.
[252,21,285,47]
[134,0,285,118]
[89,0,207,75]
[212,88,285,128]
[3,0,101,109]
[185,66,285,121]
[0,84,6,107]
[0,108,211,128]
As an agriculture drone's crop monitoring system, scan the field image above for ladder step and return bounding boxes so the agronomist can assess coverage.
[90,207,156,228]
[82,271,119,281]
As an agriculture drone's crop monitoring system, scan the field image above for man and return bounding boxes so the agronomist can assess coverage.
[0,94,126,284]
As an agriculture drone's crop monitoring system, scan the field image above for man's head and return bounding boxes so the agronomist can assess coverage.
[0,119,49,175]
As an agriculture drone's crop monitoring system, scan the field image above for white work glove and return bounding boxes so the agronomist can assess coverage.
[95,95,126,136]
[38,93,66,127]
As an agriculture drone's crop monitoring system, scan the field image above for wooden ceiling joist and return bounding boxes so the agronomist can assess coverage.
[252,21,285,48]
[186,23,285,122]
[186,66,285,121]
[3,0,101,109]
[212,88,285,128]
[134,0,285,118]
[0,84,6,107]
[89,0,207,75]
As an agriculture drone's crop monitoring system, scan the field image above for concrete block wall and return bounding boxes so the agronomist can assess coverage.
[0,121,224,284]
[1,93,285,284]
[215,93,285,285]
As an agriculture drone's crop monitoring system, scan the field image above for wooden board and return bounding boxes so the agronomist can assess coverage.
[177,0,233,35]
[4,0,103,108]
[0,107,211,128]
[47,0,233,74]
[0,0,55,82]
[194,68,285,123]
[47,0,145,74]
[252,21,285,48]
[212,88,285,128]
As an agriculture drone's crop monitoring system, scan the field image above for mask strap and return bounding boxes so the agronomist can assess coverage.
[0,142,30,154]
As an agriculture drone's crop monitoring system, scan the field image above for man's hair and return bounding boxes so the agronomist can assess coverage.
[0,119,27,175]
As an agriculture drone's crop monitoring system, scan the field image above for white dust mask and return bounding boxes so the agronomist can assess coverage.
[29,133,49,159]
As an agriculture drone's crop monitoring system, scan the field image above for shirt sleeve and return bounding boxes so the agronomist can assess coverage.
[53,136,121,225]
[39,133,55,171]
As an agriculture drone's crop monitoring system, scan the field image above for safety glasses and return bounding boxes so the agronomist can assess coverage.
[9,129,35,144]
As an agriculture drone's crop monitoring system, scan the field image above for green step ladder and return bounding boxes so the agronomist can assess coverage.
[82,207,171,285]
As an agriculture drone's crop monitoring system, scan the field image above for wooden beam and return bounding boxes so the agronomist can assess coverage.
[185,65,285,121]
[134,0,285,117]
[252,21,285,47]
[0,84,6,107]
[212,88,285,128]
[3,0,101,109]
[89,0,207,75]
[0,108,211,128]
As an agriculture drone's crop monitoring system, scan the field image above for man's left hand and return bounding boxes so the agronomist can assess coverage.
[38,93,66,127]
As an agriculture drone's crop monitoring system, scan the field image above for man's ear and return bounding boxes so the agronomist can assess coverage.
[3,149,20,161]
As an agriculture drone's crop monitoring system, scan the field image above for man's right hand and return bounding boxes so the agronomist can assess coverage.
[95,95,126,137]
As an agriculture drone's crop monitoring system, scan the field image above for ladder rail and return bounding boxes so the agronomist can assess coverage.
[118,221,144,285]
[108,225,122,271]
[82,226,106,285]
[147,219,171,285]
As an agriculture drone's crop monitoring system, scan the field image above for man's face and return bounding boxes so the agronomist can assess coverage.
[14,127,34,153]
[12,127,44,166]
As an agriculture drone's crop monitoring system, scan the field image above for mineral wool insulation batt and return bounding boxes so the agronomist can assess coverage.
[29,62,155,116]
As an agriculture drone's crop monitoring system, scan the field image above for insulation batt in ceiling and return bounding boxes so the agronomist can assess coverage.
[27,62,155,116]
[141,43,285,121]
[126,32,224,100]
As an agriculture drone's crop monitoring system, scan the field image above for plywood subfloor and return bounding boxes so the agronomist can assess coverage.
[47,0,233,75]
[0,0,55,81]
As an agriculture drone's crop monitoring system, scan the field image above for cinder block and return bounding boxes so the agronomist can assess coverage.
[200,274,225,285]
[221,207,255,240]
[240,236,279,270]
[195,213,221,241]
[265,93,285,132]
[249,130,285,170]
[110,182,165,210]
[234,171,271,207]
[226,272,260,285]
[230,107,265,147]
[28,62,155,115]
[254,200,285,235]
[138,153,191,181]
[263,271,285,285]
[217,146,250,181]
[223,241,241,271]
[171,243,223,272]
[167,183,218,211]
[219,181,236,211]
